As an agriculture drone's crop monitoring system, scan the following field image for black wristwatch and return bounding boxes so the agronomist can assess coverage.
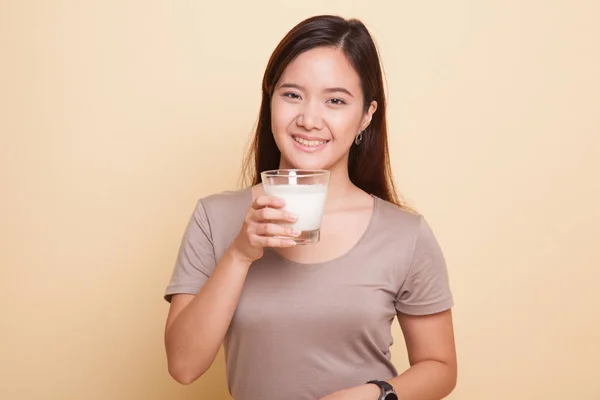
[367,380,398,400]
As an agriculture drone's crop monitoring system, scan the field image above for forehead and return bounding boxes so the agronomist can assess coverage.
[279,46,361,90]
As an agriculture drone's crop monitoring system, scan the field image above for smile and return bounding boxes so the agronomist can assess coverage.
[292,135,330,150]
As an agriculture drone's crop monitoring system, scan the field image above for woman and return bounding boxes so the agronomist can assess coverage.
[164,15,457,400]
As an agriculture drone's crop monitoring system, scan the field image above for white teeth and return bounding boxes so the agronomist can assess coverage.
[293,136,327,147]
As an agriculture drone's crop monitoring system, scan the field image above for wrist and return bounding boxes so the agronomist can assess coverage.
[358,383,382,399]
[225,245,255,267]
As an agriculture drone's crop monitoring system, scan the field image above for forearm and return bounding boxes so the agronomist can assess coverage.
[320,360,455,400]
[165,248,251,382]
[388,360,457,400]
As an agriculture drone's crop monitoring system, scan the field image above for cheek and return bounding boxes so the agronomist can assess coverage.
[271,99,297,133]
[328,109,363,141]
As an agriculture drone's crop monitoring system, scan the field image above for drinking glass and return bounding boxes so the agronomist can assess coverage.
[260,169,330,245]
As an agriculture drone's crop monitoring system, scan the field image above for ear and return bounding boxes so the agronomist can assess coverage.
[361,100,378,131]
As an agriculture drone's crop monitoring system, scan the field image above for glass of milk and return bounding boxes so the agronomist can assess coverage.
[260,169,330,245]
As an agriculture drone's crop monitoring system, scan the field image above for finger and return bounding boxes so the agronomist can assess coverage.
[251,196,285,210]
[257,223,300,237]
[249,234,295,248]
[264,236,296,248]
[255,207,297,222]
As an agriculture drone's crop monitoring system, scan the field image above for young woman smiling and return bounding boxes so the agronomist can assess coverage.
[164,15,457,400]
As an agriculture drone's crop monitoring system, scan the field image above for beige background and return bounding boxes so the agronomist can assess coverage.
[1,1,599,399]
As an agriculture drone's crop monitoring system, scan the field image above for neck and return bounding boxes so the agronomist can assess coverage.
[324,168,351,198]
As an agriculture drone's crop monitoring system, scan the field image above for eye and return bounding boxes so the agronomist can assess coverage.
[327,98,346,105]
[283,92,301,100]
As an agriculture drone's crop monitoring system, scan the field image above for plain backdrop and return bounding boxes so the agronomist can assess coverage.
[1,1,599,399]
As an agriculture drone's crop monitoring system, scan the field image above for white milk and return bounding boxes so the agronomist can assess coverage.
[263,184,328,232]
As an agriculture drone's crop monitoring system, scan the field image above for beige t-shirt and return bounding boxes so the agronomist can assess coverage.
[164,187,454,400]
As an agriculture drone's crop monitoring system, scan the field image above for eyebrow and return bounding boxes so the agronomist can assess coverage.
[278,83,354,97]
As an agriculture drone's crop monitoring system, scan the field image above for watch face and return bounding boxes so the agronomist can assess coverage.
[385,392,398,400]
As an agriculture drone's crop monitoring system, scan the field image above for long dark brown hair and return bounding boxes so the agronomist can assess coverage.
[242,15,404,207]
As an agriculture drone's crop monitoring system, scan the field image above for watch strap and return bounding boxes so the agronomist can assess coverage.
[366,380,398,400]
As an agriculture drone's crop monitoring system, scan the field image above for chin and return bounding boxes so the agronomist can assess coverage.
[280,156,329,171]
[285,158,343,173]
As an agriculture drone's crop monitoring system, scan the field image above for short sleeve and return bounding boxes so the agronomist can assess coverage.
[164,199,217,303]
[395,216,454,315]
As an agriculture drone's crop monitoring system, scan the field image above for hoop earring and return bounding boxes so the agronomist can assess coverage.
[354,131,364,146]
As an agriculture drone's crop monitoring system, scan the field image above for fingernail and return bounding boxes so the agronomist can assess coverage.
[285,240,296,246]
[288,213,298,221]
[291,229,300,236]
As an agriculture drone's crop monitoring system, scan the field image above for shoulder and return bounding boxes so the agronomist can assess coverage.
[199,186,253,217]
[201,186,252,208]
[373,196,424,237]
[357,196,430,268]
[199,187,252,208]
[371,196,444,259]
[192,187,252,257]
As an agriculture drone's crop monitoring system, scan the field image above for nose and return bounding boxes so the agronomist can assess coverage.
[296,103,324,131]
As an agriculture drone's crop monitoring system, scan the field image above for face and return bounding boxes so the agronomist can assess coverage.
[270,46,377,173]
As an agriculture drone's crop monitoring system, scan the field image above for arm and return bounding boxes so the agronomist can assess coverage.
[389,309,457,399]
[164,195,298,384]
[389,214,457,398]
[165,248,252,384]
